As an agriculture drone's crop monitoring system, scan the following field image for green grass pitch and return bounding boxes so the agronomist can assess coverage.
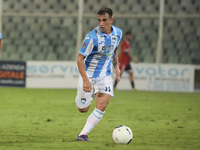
[0,88,200,150]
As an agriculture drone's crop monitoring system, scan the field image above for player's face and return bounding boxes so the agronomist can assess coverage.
[97,13,113,34]
[126,34,131,41]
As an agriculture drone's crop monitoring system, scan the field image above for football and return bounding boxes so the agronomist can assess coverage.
[112,125,133,144]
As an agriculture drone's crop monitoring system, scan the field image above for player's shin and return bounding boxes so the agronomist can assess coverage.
[131,81,135,88]
[79,108,105,136]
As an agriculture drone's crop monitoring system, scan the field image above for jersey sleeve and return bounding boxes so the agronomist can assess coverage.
[119,30,122,43]
[79,34,94,57]
[0,33,2,39]
[117,29,123,45]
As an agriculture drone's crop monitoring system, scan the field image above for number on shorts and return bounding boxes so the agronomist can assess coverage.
[105,86,111,92]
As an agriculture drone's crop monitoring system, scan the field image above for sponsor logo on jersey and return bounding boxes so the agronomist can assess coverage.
[99,41,104,44]
[98,52,112,57]
[106,53,112,56]
[102,45,114,51]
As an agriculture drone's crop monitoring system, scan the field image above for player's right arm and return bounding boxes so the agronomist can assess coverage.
[77,54,92,92]
[77,33,94,92]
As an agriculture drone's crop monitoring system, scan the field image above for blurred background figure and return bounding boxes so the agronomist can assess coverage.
[114,31,138,90]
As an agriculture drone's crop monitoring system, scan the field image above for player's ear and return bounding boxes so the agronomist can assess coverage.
[110,17,114,23]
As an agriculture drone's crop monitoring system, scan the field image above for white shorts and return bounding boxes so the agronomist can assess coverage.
[75,75,114,109]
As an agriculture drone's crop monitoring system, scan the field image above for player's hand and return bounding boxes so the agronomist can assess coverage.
[83,79,92,92]
[114,67,121,82]
[133,58,139,63]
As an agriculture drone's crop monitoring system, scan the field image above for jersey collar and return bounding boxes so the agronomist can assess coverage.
[98,25,117,37]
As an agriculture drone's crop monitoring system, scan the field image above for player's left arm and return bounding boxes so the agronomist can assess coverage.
[113,48,120,82]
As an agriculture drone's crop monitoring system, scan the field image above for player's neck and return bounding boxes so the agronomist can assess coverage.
[104,27,112,35]
[125,38,130,42]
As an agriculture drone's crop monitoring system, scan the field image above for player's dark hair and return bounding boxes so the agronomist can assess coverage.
[125,31,131,35]
[97,7,113,18]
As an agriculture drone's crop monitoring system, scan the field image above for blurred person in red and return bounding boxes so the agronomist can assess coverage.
[114,31,138,90]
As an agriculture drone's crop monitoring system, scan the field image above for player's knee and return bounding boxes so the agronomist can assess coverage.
[78,109,87,113]
[96,100,109,111]
[78,106,90,113]
[96,103,107,112]
[129,72,133,76]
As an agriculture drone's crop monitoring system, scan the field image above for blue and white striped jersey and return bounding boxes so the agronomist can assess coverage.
[79,25,122,78]
[0,32,2,39]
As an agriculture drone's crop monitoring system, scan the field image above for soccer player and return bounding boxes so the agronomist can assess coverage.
[0,32,3,51]
[75,7,122,141]
[113,31,138,90]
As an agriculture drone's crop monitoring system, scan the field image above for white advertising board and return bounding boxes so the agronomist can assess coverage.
[117,63,195,92]
[26,61,195,92]
[26,61,79,88]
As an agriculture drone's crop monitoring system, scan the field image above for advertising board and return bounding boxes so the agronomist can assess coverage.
[117,63,194,92]
[0,61,26,87]
[26,61,194,92]
[26,61,79,88]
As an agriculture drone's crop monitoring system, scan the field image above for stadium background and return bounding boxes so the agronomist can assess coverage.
[0,0,199,64]
[0,1,200,149]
